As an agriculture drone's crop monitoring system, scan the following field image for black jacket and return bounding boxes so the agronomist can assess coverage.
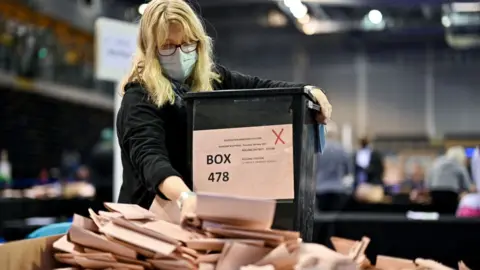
[116,65,305,209]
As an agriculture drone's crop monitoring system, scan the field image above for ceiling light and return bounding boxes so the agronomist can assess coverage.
[367,9,383,25]
[290,3,308,19]
[138,3,148,15]
[284,0,301,8]
[451,2,480,13]
[298,14,311,24]
[302,22,316,35]
[442,15,452,27]
[267,10,288,27]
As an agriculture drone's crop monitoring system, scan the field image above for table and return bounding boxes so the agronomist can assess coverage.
[0,198,104,239]
[0,198,104,221]
[314,212,480,268]
[316,193,448,214]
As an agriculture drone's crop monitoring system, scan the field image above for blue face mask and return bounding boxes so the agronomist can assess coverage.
[159,49,197,83]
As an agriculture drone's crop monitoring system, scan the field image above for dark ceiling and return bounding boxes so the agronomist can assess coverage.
[115,0,480,48]
[120,0,446,33]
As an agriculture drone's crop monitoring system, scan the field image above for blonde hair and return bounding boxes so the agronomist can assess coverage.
[122,0,219,107]
[446,146,466,165]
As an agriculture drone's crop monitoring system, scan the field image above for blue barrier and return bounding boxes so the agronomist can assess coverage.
[27,222,72,239]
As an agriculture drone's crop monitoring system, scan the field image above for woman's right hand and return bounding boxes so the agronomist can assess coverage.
[180,194,197,217]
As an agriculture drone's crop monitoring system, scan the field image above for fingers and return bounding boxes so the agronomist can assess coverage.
[322,102,332,120]
[316,113,327,124]
[310,87,332,123]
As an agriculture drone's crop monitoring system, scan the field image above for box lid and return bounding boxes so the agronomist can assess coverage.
[184,87,314,101]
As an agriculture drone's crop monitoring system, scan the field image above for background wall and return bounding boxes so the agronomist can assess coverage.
[215,32,480,138]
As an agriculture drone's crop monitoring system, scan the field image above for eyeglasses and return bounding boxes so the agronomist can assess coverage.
[158,42,198,56]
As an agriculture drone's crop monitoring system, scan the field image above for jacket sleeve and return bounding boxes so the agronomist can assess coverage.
[117,86,182,197]
[215,64,306,90]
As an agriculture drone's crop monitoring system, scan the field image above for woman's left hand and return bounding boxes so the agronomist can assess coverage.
[310,87,332,124]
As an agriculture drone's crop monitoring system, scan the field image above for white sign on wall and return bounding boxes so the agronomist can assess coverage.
[95,17,139,81]
[95,17,138,202]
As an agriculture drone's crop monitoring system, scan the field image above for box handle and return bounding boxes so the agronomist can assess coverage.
[307,100,321,111]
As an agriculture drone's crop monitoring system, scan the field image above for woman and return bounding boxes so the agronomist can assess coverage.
[116,0,332,214]
[426,146,475,213]
[425,146,473,194]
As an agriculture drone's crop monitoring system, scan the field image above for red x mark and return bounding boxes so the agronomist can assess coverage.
[272,128,285,145]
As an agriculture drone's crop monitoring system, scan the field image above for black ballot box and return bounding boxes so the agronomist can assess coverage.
[184,87,322,241]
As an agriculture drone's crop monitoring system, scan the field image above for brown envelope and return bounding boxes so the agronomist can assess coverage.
[216,242,271,270]
[176,246,199,259]
[68,225,137,259]
[88,209,108,228]
[72,214,99,232]
[148,259,195,270]
[298,243,350,261]
[459,261,471,270]
[217,224,300,241]
[83,248,103,254]
[196,253,221,264]
[198,263,216,270]
[415,258,454,270]
[53,235,84,254]
[195,192,276,230]
[295,253,356,270]
[113,254,154,269]
[98,211,124,219]
[241,265,275,270]
[149,196,182,224]
[104,235,156,258]
[54,253,79,266]
[75,252,117,262]
[295,244,357,270]
[376,255,415,269]
[254,244,293,268]
[153,250,196,264]
[330,237,357,255]
[111,218,181,245]
[104,202,157,220]
[284,238,302,253]
[74,256,144,270]
[99,222,176,256]
[186,238,265,252]
[141,219,192,243]
[204,226,284,246]
[349,237,370,263]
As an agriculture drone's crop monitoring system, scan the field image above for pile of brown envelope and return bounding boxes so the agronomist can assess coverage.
[51,192,470,270]
[330,236,471,270]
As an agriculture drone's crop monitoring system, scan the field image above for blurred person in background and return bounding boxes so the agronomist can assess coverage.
[316,123,352,211]
[402,163,429,204]
[456,146,480,217]
[470,146,480,188]
[0,149,12,197]
[353,137,384,190]
[61,150,81,181]
[426,146,475,213]
[116,0,332,213]
[425,146,474,195]
[401,163,425,193]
